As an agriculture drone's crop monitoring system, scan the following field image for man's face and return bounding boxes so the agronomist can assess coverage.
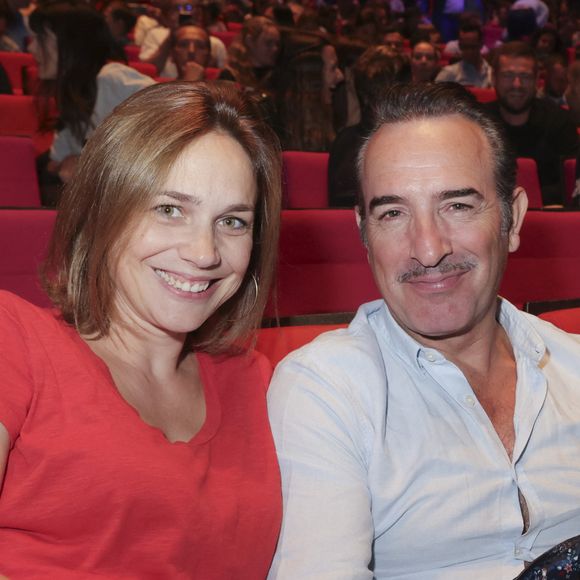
[458,30,482,66]
[411,42,438,82]
[172,26,210,70]
[359,115,526,343]
[495,55,537,115]
[384,32,404,56]
[246,25,280,68]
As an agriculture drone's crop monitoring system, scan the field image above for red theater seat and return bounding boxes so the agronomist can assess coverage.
[269,209,379,318]
[282,151,329,208]
[211,31,238,47]
[127,61,157,77]
[257,323,348,367]
[0,208,56,307]
[538,307,580,333]
[501,211,580,308]
[0,94,56,155]
[0,51,35,95]
[516,158,543,208]
[0,136,41,207]
[124,44,140,62]
[466,86,496,103]
[563,158,576,206]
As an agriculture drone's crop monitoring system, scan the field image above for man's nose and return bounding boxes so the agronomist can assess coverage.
[410,215,452,268]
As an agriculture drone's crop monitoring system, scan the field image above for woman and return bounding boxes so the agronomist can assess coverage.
[29,1,154,185]
[278,34,344,151]
[0,81,282,577]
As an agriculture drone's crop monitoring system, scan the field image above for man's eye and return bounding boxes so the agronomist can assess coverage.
[154,205,183,218]
[379,209,402,220]
[450,203,471,211]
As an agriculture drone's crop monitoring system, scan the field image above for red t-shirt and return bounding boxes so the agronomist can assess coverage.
[0,291,281,578]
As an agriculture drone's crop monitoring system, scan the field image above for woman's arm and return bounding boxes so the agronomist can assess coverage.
[0,422,9,484]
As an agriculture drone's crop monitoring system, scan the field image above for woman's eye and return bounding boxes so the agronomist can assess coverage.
[219,216,249,233]
[155,205,183,218]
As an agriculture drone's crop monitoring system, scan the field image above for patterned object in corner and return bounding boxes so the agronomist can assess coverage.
[514,536,580,579]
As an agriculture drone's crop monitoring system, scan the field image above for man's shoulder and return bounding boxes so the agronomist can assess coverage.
[435,61,461,81]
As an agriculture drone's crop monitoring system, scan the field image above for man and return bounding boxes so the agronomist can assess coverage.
[382,26,405,56]
[538,53,568,106]
[410,39,439,82]
[169,23,211,80]
[268,83,580,579]
[436,20,493,87]
[137,0,225,76]
[486,41,578,205]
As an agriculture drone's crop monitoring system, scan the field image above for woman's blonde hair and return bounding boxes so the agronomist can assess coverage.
[43,81,282,354]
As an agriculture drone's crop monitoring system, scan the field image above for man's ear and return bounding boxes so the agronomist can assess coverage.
[508,186,528,253]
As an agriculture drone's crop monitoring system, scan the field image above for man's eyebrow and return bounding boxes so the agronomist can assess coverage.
[439,188,484,201]
[369,195,404,213]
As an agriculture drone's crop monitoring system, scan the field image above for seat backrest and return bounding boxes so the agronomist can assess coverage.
[0,136,41,207]
[0,208,56,306]
[210,30,238,47]
[501,210,580,307]
[124,44,141,62]
[257,323,348,367]
[0,51,35,94]
[126,61,157,77]
[282,150,329,209]
[538,307,580,333]
[0,94,39,135]
[563,158,576,206]
[269,209,379,318]
[466,86,496,103]
[516,157,543,208]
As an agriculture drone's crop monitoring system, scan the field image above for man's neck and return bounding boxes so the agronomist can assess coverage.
[499,105,531,126]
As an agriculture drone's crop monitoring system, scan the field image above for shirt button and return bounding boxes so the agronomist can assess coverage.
[515,547,522,556]
[426,353,436,362]
[465,395,476,407]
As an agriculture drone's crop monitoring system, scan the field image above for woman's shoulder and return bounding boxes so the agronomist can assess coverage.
[198,350,273,393]
[97,62,156,90]
[0,290,54,324]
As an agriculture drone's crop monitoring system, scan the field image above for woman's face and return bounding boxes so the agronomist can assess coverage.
[246,25,280,68]
[111,131,257,338]
[321,44,344,105]
[29,27,58,80]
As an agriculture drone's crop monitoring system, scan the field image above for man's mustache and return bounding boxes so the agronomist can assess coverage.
[397,259,477,283]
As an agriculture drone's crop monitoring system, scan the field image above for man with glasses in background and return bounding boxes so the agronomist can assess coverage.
[486,41,578,206]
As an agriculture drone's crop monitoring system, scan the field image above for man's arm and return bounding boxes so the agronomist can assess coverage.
[267,357,374,580]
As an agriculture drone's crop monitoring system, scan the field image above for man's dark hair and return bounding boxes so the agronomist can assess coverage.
[493,40,537,70]
[357,82,517,235]
[459,20,483,43]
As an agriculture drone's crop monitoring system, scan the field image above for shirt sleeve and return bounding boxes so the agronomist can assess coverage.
[50,126,82,164]
[267,356,374,580]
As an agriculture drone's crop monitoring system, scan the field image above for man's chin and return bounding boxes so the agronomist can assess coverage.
[498,96,534,115]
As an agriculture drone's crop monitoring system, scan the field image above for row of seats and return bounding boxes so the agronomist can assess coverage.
[0,129,575,209]
[2,207,580,315]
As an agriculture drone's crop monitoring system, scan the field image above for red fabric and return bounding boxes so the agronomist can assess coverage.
[0,51,35,95]
[516,158,543,209]
[466,86,496,103]
[0,136,41,207]
[267,209,380,317]
[501,210,580,307]
[257,324,347,367]
[282,151,329,209]
[563,158,575,205]
[539,307,580,333]
[0,291,281,578]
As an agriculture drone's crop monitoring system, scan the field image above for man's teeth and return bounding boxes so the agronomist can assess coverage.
[155,269,210,293]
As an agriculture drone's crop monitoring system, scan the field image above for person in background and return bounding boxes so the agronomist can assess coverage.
[0,0,19,50]
[410,38,440,82]
[565,59,580,126]
[0,80,282,578]
[168,21,211,80]
[138,0,226,75]
[538,53,568,106]
[29,1,154,193]
[486,41,578,205]
[382,24,404,56]
[278,34,344,151]
[436,19,493,87]
[328,45,405,207]
[103,0,136,50]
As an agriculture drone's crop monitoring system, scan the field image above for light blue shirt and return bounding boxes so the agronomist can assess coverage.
[268,299,580,579]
